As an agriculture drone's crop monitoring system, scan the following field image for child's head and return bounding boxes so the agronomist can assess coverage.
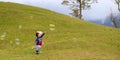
[36,31,43,38]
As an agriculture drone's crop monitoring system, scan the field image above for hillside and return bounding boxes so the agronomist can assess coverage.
[0,2,120,60]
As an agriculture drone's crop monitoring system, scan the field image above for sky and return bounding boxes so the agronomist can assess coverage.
[0,0,119,25]
[83,0,118,20]
[0,0,71,15]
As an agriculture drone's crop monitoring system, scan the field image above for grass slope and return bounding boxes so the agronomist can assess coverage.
[0,2,120,60]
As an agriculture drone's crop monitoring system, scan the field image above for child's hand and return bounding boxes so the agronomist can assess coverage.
[42,40,44,45]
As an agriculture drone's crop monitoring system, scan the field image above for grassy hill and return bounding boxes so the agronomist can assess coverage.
[0,2,120,60]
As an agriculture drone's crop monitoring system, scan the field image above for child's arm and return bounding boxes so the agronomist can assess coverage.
[40,33,45,38]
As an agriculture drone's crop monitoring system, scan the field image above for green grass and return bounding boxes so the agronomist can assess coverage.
[0,2,120,60]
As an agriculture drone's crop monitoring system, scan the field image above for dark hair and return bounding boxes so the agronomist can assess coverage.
[36,33,39,37]
[36,33,45,38]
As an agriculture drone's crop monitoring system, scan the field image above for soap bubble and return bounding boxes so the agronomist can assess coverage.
[49,24,56,31]
[3,32,7,35]
[0,32,7,40]
[16,38,20,45]
[1,34,6,38]
[18,25,22,29]
[0,35,5,40]
[32,46,35,49]
[10,40,13,44]
[49,24,55,27]
[49,28,55,31]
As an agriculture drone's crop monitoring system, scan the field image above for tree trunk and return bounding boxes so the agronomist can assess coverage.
[79,0,82,19]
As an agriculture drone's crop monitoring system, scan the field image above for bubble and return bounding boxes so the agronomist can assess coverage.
[10,40,13,44]
[49,28,55,31]
[0,32,7,40]
[1,34,6,38]
[49,24,56,31]
[32,46,35,49]
[18,25,22,29]
[3,32,7,35]
[16,38,20,45]
[49,24,55,27]
[0,37,5,40]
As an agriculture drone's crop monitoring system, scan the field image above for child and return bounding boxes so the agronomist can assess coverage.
[35,31,45,54]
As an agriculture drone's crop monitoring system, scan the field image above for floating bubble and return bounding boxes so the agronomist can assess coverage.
[10,40,13,44]
[32,46,35,49]
[16,38,20,45]
[49,24,55,27]
[0,32,7,40]
[18,25,22,29]
[0,37,5,40]
[0,35,5,40]
[1,34,6,38]
[49,28,55,31]
[3,32,7,35]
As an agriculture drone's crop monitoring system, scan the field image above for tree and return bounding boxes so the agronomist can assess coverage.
[109,12,118,28]
[62,0,97,19]
[109,0,120,28]
[115,0,120,12]
[109,10,120,28]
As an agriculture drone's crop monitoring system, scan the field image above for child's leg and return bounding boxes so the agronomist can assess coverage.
[36,45,41,54]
